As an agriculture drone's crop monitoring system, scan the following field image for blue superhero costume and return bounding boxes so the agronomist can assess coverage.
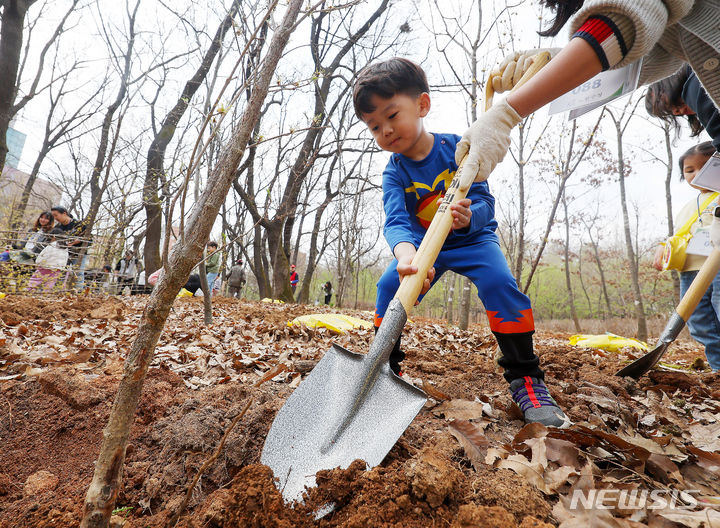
[374,133,543,382]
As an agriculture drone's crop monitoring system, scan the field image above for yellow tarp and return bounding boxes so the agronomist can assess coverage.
[261,298,285,304]
[289,313,372,334]
[569,333,648,353]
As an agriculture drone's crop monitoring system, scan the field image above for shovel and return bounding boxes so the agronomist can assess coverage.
[261,52,553,503]
[616,244,720,379]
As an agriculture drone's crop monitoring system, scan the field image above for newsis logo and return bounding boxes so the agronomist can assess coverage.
[568,489,705,511]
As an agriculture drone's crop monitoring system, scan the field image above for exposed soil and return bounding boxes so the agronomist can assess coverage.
[0,295,717,528]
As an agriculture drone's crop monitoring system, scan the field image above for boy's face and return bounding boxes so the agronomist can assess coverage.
[361,93,430,158]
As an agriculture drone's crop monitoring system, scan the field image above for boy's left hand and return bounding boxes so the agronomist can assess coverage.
[438,197,472,230]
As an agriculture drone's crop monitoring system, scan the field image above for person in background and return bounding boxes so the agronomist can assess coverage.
[115,250,138,294]
[290,264,299,294]
[652,144,720,372]
[26,228,68,292]
[100,264,114,293]
[205,242,220,296]
[16,211,54,261]
[227,258,246,298]
[51,206,92,291]
[323,281,333,305]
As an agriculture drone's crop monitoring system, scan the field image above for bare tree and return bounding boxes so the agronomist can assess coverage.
[235,0,392,301]
[606,95,648,341]
[523,111,604,293]
[0,0,81,173]
[561,188,581,331]
[143,0,243,275]
[12,55,106,227]
[80,2,304,526]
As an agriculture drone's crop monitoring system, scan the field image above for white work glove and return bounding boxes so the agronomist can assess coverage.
[489,48,561,93]
[711,206,720,248]
[455,98,522,183]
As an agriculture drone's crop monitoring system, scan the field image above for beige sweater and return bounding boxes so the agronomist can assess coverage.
[569,0,720,109]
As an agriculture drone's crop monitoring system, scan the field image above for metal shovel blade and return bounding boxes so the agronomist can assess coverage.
[615,341,670,379]
[260,300,427,503]
[616,312,685,379]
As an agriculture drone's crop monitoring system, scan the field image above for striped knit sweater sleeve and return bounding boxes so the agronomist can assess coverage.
[568,0,695,70]
[572,14,635,70]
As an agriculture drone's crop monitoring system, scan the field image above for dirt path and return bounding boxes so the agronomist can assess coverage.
[0,296,717,527]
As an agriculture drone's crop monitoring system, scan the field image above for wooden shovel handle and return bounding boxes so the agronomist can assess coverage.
[394,51,552,315]
[676,248,720,320]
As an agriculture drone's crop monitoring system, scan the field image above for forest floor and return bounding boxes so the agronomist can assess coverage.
[0,295,719,528]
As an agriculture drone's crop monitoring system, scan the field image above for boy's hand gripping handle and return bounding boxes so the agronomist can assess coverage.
[393,51,552,315]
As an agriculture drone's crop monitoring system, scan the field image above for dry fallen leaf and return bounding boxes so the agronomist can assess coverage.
[433,399,484,421]
[448,419,489,471]
[422,379,450,401]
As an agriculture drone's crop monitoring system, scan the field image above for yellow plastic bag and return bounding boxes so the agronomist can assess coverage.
[261,298,285,304]
[177,288,193,298]
[0,292,6,299]
[662,191,718,271]
[569,333,648,353]
[289,313,372,334]
[661,234,692,271]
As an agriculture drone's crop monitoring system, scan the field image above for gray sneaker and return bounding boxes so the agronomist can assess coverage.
[509,376,571,428]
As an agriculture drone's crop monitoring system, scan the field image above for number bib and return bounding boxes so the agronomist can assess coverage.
[686,227,713,257]
[548,60,642,119]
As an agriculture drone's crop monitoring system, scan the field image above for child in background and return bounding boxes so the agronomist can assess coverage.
[653,142,720,372]
[353,57,569,427]
[27,229,68,292]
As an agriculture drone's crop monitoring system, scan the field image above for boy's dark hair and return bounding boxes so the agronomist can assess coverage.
[353,58,429,118]
[645,66,704,138]
[678,141,715,179]
[207,241,218,248]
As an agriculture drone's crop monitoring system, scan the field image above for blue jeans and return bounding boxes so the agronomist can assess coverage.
[680,270,720,371]
[206,272,218,295]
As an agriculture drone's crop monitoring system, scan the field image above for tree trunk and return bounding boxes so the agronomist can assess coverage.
[0,0,35,173]
[79,2,302,525]
[562,191,581,332]
[458,277,471,330]
[446,274,455,324]
[613,114,648,340]
[661,124,681,303]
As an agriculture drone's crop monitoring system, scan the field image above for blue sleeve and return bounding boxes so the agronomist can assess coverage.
[454,182,495,236]
[683,71,720,152]
[382,161,416,252]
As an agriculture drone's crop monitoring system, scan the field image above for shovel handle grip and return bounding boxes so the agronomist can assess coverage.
[676,248,720,320]
[393,52,552,315]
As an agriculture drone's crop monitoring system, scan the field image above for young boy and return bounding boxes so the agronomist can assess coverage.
[353,57,568,428]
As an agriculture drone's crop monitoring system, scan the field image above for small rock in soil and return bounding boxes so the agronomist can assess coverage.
[38,368,103,410]
[23,470,58,496]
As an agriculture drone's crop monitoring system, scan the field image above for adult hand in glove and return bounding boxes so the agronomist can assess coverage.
[490,48,561,93]
[455,98,522,183]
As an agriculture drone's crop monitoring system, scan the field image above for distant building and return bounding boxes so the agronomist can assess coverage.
[5,127,26,169]
[0,167,63,228]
